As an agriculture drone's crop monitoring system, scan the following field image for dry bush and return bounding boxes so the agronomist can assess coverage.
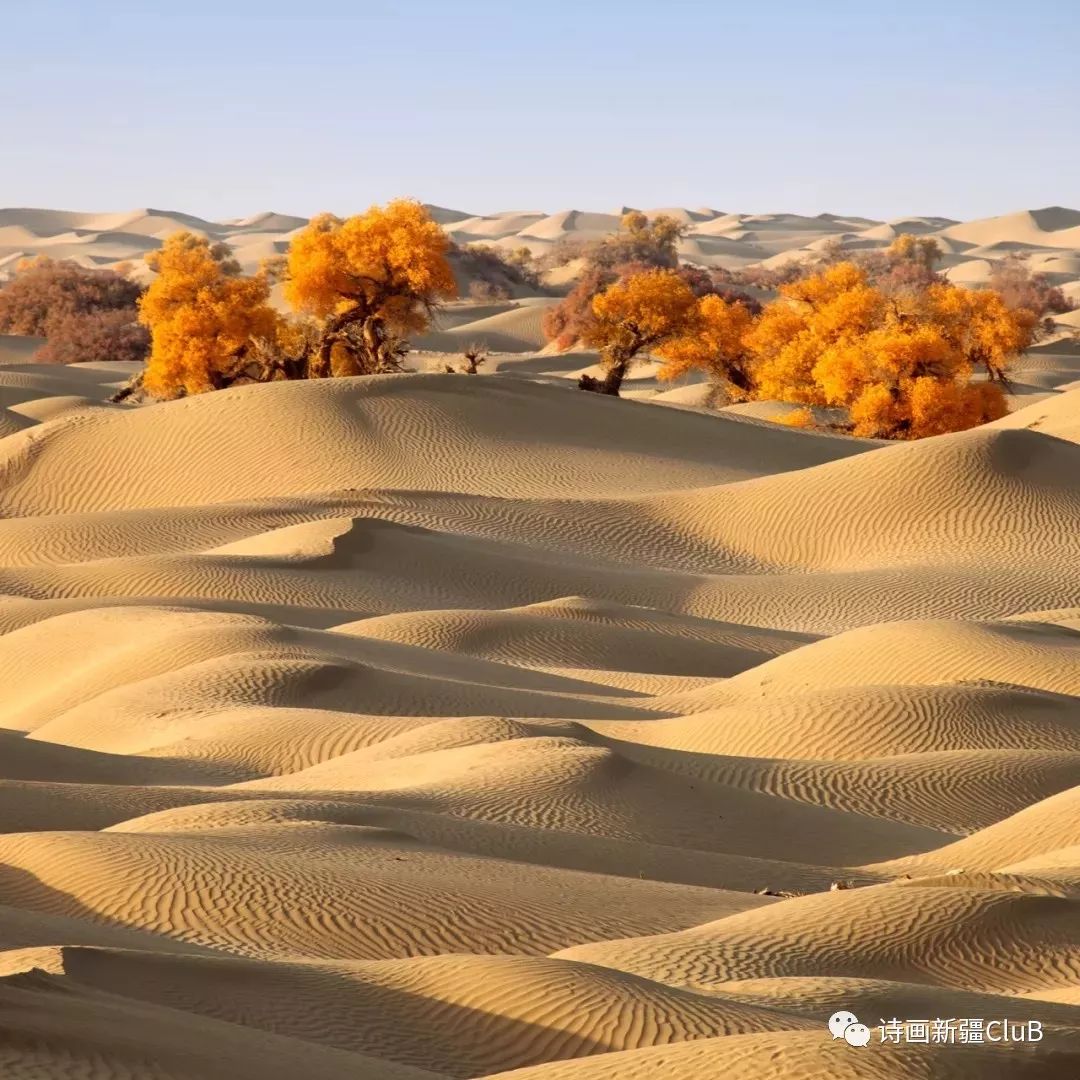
[35,308,150,365]
[731,233,946,296]
[0,256,148,365]
[0,256,143,334]
[455,243,541,297]
[588,212,687,272]
[468,279,511,302]
[461,343,487,374]
[676,265,762,312]
[989,255,1072,318]
[730,261,810,290]
[542,264,615,350]
[539,235,591,270]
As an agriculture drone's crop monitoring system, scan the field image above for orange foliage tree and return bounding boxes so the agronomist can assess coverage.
[139,233,282,398]
[541,212,690,350]
[579,269,698,395]
[284,199,457,376]
[655,294,758,402]
[745,263,1033,438]
[886,233,943,270]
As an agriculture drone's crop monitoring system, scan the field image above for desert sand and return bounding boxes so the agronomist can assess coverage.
[0,204,1079,1078]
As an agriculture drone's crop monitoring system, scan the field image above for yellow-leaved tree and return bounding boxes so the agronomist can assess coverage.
[886,232,943,270]
[744,263,1033,438]
[284,199,457,376]
[655,293,758,402]
[579,269,698,395]
[747,262,887,404]
[139,233,282,398]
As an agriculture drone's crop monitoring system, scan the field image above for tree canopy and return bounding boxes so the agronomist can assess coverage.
[284,199,457,376]
[134,200,457,397]
[656,294,757,401]
[585,255,1035,437]
[139,233,281,398]
[579,269,699,394]
[742,263,1033,437]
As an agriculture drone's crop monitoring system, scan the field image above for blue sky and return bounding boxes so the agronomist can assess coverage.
[3,0,1077,221]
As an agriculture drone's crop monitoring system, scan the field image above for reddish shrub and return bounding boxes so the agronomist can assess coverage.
[0,257,143,334]
[989,255,1072,318]
[34,308,150,365]
[0,257,148,365]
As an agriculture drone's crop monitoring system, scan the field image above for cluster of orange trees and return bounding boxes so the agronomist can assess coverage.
[136,200,457,398]
[130,199,1040,440]
[582,259,1037,438]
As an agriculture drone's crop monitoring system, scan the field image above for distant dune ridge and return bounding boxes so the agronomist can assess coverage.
[0,205,1079,1077]
[2,201,1079,373]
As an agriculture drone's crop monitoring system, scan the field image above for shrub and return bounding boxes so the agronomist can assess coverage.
[455,243,540,296]
[988,254,1072,319]
[0,256,143,334]
[461,344,487,374]
[588,211,687,272]
[35,308,150,365]
[542,264,615,350]
[730,233,946,296]
[468,279,511,302]
[0,256,148,366]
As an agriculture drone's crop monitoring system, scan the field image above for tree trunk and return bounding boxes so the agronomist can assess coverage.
[308,338,335,379]
[599,360,628,395]
[108,369,145,403]
[310,308,366,378]
[579,352,630,396]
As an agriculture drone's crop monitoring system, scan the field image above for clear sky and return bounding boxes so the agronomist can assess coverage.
[3,0,1077,222]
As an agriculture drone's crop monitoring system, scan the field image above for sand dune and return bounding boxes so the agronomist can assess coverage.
[0,824,747,961]
[556,884,1080,995]
[1,206,1079,1076]
[480,1032,1079,1080]
[0,947,817,1076]
[0,966,437,1080]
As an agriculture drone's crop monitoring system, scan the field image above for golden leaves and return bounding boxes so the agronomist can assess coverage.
[644,259,1028,439]
[584,269,699,364]
[139,232,279,398]
[744,262,1022,437]
[284,199,457,325]
[656,293,756,399]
